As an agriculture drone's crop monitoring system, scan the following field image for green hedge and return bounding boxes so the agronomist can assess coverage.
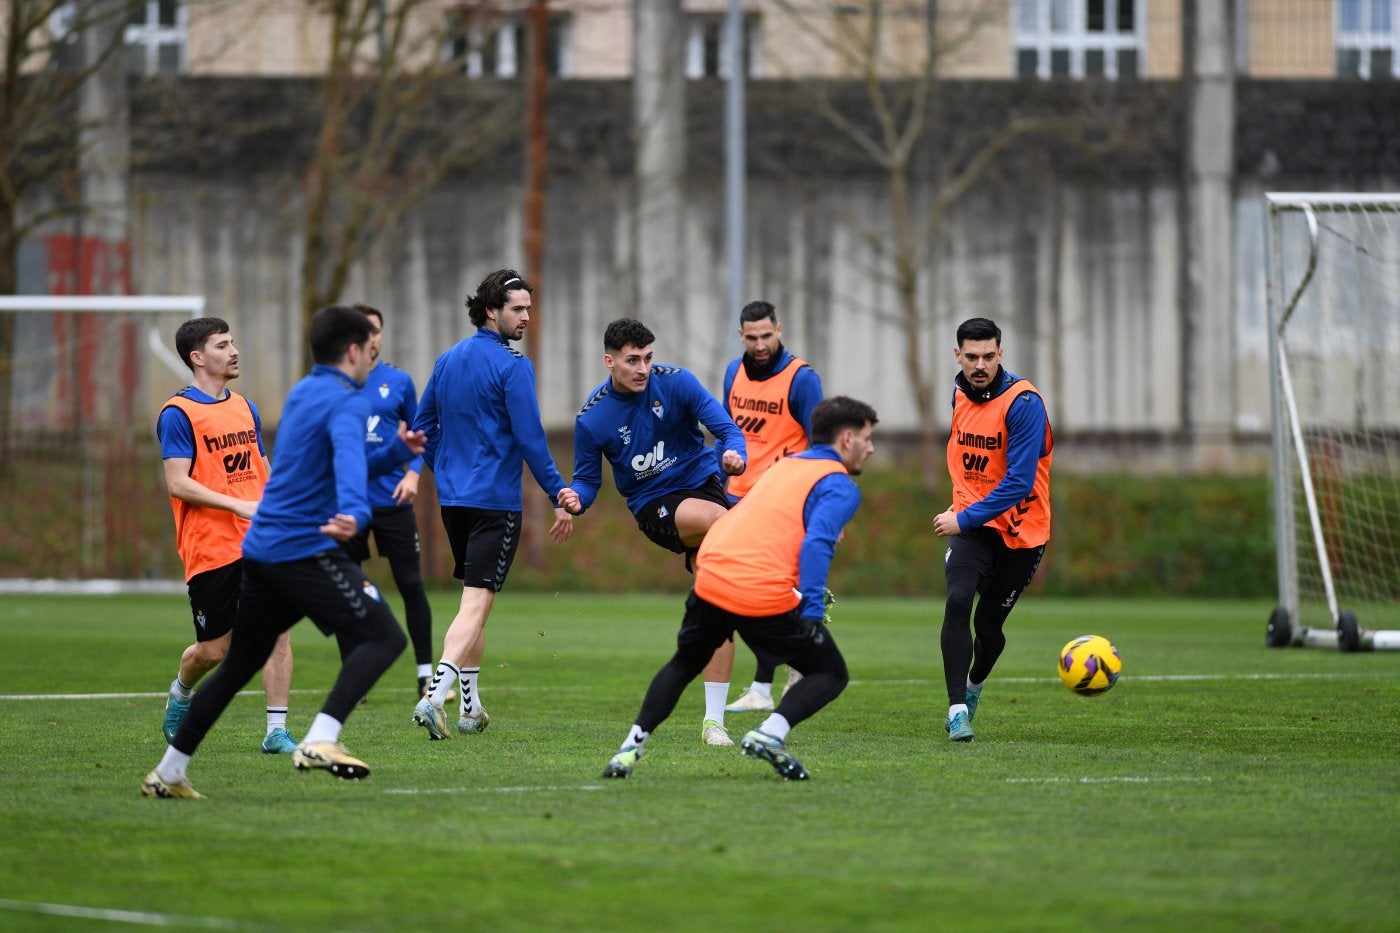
[0,437,1278,597]
[503,469,1278,599]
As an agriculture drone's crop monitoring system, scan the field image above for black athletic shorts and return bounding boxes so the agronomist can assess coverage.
[344,504,422,564]
[440,506,522,590]
[945,526,1046,609]
[237,549,399,643]
[634,474,731,554]
[186,560,242,642]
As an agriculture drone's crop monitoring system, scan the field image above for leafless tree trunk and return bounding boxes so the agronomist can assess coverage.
[0,0,136,468]
[521,0,550,570]
[769,0,1090,489]
[296,0,513,368]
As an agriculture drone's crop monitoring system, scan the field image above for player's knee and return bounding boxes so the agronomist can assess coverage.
[944,585,976,617]
[377,621,408,656]
[396,573,427,600]
[830,657,850,692]
[193,640,226,666]
[389,558,425,593]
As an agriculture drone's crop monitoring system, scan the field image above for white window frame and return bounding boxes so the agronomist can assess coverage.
[125,0,187,76]
[1012,0,1144,80]
[684,14,762,80]
[448,14,572,79]
[1335,0,1400,79]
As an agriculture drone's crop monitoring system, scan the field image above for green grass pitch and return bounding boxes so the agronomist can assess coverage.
[1,592,1397,931]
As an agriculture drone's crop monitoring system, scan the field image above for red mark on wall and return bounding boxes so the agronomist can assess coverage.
[44,234,135,425]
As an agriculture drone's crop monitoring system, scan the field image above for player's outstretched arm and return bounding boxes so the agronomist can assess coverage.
[557,486,582,515]
[548,507,575,543]
[320,513,359,542]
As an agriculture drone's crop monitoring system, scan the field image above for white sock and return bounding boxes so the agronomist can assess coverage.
[302,713,342,746]
[169,677,194,701]
[949,703,969,718]
[703,682,728,723]
[786,668,804,688]
[459,667,481,716]
[427,660,459,707]
[622,724,650,752]
[416,663,433,680]
[157,746,191,784]
[749,681,772,700]
[266,707,288,735]
[967,677,985,692]
[758,713,791,741]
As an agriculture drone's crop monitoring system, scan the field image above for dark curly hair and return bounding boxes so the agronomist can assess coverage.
[603,318,656,353]
[466,269,532,327]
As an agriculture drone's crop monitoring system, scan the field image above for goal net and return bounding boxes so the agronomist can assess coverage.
[1264,194,1400,650]
[0,296,204,591]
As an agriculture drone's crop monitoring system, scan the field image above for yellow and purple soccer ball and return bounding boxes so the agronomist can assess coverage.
[1057,634,1122,696]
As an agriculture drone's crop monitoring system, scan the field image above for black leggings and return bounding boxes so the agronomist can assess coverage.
[171,552,406,755]
[940,528,1045,706]
[632,590,849,736]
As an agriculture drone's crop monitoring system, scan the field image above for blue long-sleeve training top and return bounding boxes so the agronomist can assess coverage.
[572,365,747,516]
[789,445,863,621]
[951,366,1049,532]
[243,365,413,563]
[412,328,566,511]
[361,360,425,508]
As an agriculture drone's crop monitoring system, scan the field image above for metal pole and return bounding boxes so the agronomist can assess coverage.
[523,0,550,569]
[724,0,746,330]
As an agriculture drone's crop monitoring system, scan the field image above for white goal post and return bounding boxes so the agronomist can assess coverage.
[0,295,205,382]
[0,295,205,592]
[1263,194,1400,651]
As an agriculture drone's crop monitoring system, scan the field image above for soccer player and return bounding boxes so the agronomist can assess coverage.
[570,318,747,746]
[719,301,824,715]
[933,317,1054,743]
[155,317,297,755]
[410,270,579,740]
[599,396,878,782]
[340,304,435,697]
[142,305,426,797]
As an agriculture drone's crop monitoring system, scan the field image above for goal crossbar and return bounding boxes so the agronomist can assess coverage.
[0,295,204,382]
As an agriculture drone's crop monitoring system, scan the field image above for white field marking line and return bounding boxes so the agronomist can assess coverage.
[0,670,1389,702]
[383,785,608,795]
[1005,776,1215,785]
[0,686,511,701]
[0,897,244,929]
[850,671,1393,687]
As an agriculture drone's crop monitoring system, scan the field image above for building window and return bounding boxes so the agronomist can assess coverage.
[446,14,572,78]
[684,15,761,79]
[126,0,185,75]
[1336,0,1399,79]
[1013,0,1141,79]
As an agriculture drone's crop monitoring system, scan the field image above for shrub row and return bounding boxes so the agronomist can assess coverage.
[0,440,1277,597]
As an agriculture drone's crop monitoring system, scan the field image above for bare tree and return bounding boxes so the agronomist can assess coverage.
[296,0,516,367]
[2,1,127,292]
[767,0,1112,487]
[0,0,138,465]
